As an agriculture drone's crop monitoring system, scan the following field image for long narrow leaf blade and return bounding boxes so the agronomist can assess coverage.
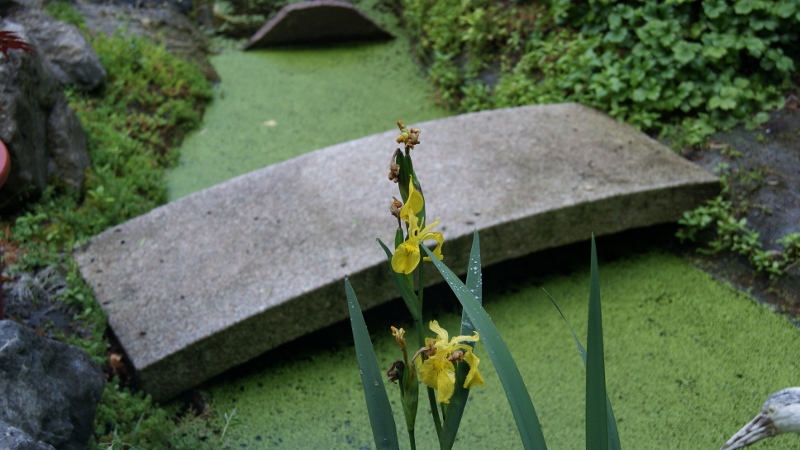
[586,236,609,450]
[345,277,399,450]
[543,289,621,450]
[422,245,548,450]
[440,231,483,449]
[604,393,622,450]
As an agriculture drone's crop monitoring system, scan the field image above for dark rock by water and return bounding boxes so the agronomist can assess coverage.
[0,421,57,450]
[0,0,44,12]
[11,9,106,90]
[0,18,91,212]
[245,0,393,49]
[0,320,104,450]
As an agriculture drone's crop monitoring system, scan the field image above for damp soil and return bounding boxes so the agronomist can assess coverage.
[677,104,800,321]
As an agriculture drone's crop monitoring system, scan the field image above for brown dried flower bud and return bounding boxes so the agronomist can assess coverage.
[387,360,404,383]
[447,350,465,363]
[388,162,400,183]
[389,197,403,219]
[406,128,421,148]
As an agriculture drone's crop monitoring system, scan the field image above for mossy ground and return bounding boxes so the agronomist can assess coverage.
[203,248,800,449]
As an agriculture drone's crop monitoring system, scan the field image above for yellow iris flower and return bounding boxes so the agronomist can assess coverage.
[391,178,444,274]
[417,320,485,404]
[398,177,423,224]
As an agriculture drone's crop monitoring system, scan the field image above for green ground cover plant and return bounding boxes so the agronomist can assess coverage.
[403,0,797,143]
[677,163,800,277]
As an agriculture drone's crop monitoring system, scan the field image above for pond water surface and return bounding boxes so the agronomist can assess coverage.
[203,251,800,449]
[166,40,450,199]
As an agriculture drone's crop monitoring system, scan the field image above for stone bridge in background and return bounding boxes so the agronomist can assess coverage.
[73,103,718,401]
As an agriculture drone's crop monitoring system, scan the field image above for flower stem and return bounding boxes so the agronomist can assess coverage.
[415,266,443,439]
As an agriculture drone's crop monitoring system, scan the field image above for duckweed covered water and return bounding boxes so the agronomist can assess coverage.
[204,251,800,449]
[166,40,450,199]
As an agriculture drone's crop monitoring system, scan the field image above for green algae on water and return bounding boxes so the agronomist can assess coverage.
[166,40,450,200]
[202,251,800,449]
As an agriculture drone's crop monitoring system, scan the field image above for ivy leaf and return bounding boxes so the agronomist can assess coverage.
[702,0,728,18]
[702,46,727,59]
[603,28,628,43]
[734,0,765,15]
[775,56,794,73]
[765,49,795,73]
[741,35,765,58]
[629,67,646,86]
[676,81,695,100]
[752,111,770,125]
[672,41,702,65]
[607,12,622,29]
[709,96,736,110]
[749,15,778,31]
[733,77,750,89]
[720,85,740,99]
[608,77,624,93]
[703,32,737,50]
[772,0,796,17]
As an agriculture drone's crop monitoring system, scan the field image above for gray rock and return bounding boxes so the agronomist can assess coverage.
[0,0,44,13]
[0,0,16,14]
[0,320,104,450]
[0,421,57,450]
[0,20,90,212]
[76,4,220,82]
[45,95,89,187]
[245,0,393,49]
[10,9,106,91]
[74,103,719,401]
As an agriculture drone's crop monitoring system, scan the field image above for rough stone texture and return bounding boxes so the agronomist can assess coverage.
[0,320,104,450]
[76,4,221,82]
[73,103,719,401]
[0,421,57,450]
[45,95,89,185]
[0,20,91,212]
[11,9,107,91]
[0,0,44,14]
[245,0,393,49]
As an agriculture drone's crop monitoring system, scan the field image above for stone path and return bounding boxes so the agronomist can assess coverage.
[73,104,718,401]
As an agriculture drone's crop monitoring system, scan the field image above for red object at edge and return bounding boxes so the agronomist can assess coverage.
[0,139,10,189]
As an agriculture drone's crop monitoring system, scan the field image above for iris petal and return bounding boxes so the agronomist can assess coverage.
[391,241,421,274]
[399,177,423,223]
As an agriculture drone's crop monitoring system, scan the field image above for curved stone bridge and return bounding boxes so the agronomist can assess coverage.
[73,103,718,401]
